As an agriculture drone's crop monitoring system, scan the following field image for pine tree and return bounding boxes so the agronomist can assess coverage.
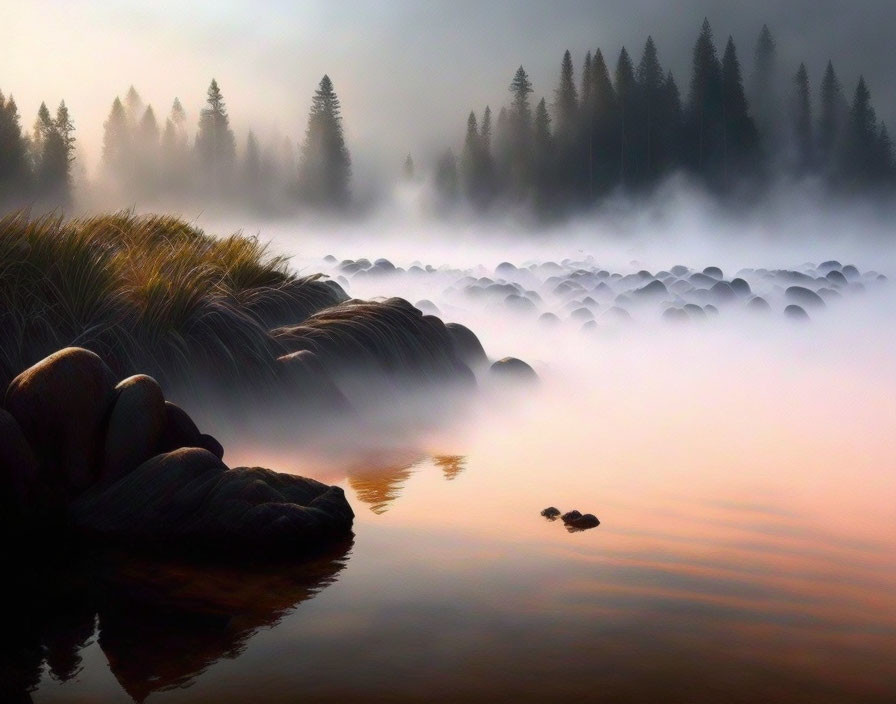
[588,49,618,197]
[434,148,459,207]
[750,24,780,149]
[791,63,813,174]
[844,77,879,184]
[636,37,665,183]
[685,19,723,176]
[297,75,351,209]
[124,86,144,128]
[615,48,636,185]
[507,66,534,199]
[160,99,190,194]
[461,111,481,206]
[532,97,553,211]
[553,50,578,142]
[102,97,130,184]
[34,101,75,205]
[818,61,848,173]
[244,131,262,190]
[661,71,684,169]
[876,123,894,181]
[720,36,759,185]
[195,79,236,191]
[0,92,31,204]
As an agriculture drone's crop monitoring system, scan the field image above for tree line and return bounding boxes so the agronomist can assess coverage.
[432,20,896,215]
[0,76,351,212]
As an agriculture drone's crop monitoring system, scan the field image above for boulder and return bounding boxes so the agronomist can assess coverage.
[446,323,488,371]
[540,506,560,519]
[561,510,600,530]
[746,296,771,312]
[632,279,668,298]
[662,307,689,323]
[490,357,538,383]
[825,270,848,286]
[102,375,167,483]
[842,264,860,280]
[5,347,116,496]
[69,449,354,553]
[158,402,202,453]
[703,266,723,279]
[276,351,350,413]
[709,280,737,302]
[729,278,751,296]
[785,286,825,308]
[785,304,810,321]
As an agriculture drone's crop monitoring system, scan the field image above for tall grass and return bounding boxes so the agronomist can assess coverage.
[0,211,346,390]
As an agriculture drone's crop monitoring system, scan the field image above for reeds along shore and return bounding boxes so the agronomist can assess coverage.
[0,211,489,407]
[0,211,345,390]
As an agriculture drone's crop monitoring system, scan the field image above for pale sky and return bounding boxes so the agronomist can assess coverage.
[3,0,894,181]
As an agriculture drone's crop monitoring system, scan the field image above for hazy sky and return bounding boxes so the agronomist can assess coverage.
[3,0,894,179]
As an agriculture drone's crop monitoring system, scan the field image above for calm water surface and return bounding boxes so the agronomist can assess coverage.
[25,257,896,703]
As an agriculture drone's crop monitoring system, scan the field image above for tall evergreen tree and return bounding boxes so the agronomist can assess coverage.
[876,123,894,181]
[34,102,75,205]
[686,19,724,176]
[818,61,848,173]
[615,48,636,185]
[161,98,190,191]
[749,24,780,150]
[532,97,554,211]
[507,66,534,199]
[434,148,459,207]
[790,63,813,174]
[843,76,879,184]
[102,97,130,183]
[297,75,351,209]
[553,50,579,141]
[195,79,236,190]
[588,49,618,197]
[720,36,759,185]
[661,71,684,169]
[636,37,665,183]
[0,92,31,204]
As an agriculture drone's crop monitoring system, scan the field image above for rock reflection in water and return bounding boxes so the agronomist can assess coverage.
[3,541,352,703]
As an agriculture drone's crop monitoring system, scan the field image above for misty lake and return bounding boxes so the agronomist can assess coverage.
[24,237,896,704]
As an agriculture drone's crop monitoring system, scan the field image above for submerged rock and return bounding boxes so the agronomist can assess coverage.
[540,506,560,519]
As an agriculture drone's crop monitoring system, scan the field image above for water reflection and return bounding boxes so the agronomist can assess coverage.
[4,542,352,703]
[433,455,466,481]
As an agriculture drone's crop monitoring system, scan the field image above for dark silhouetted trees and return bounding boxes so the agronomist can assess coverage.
[297,75,351,209]
[790,63,813,174]
[0,92,31,206]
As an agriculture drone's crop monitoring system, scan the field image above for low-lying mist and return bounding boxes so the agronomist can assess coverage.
[188,185,895,488]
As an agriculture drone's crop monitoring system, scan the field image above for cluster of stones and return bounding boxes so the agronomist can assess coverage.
[1,347,354,553]
[541,506,600,531]
[326,256,885,330]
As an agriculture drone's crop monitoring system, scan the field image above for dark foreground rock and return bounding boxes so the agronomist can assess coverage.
[70,449,353,554]
[1,347,354,555]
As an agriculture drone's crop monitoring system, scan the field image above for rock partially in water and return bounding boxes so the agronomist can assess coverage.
[561,510,600,530]
[70,448,354,553]
[5,347,117,497]
[541,506,560,519]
